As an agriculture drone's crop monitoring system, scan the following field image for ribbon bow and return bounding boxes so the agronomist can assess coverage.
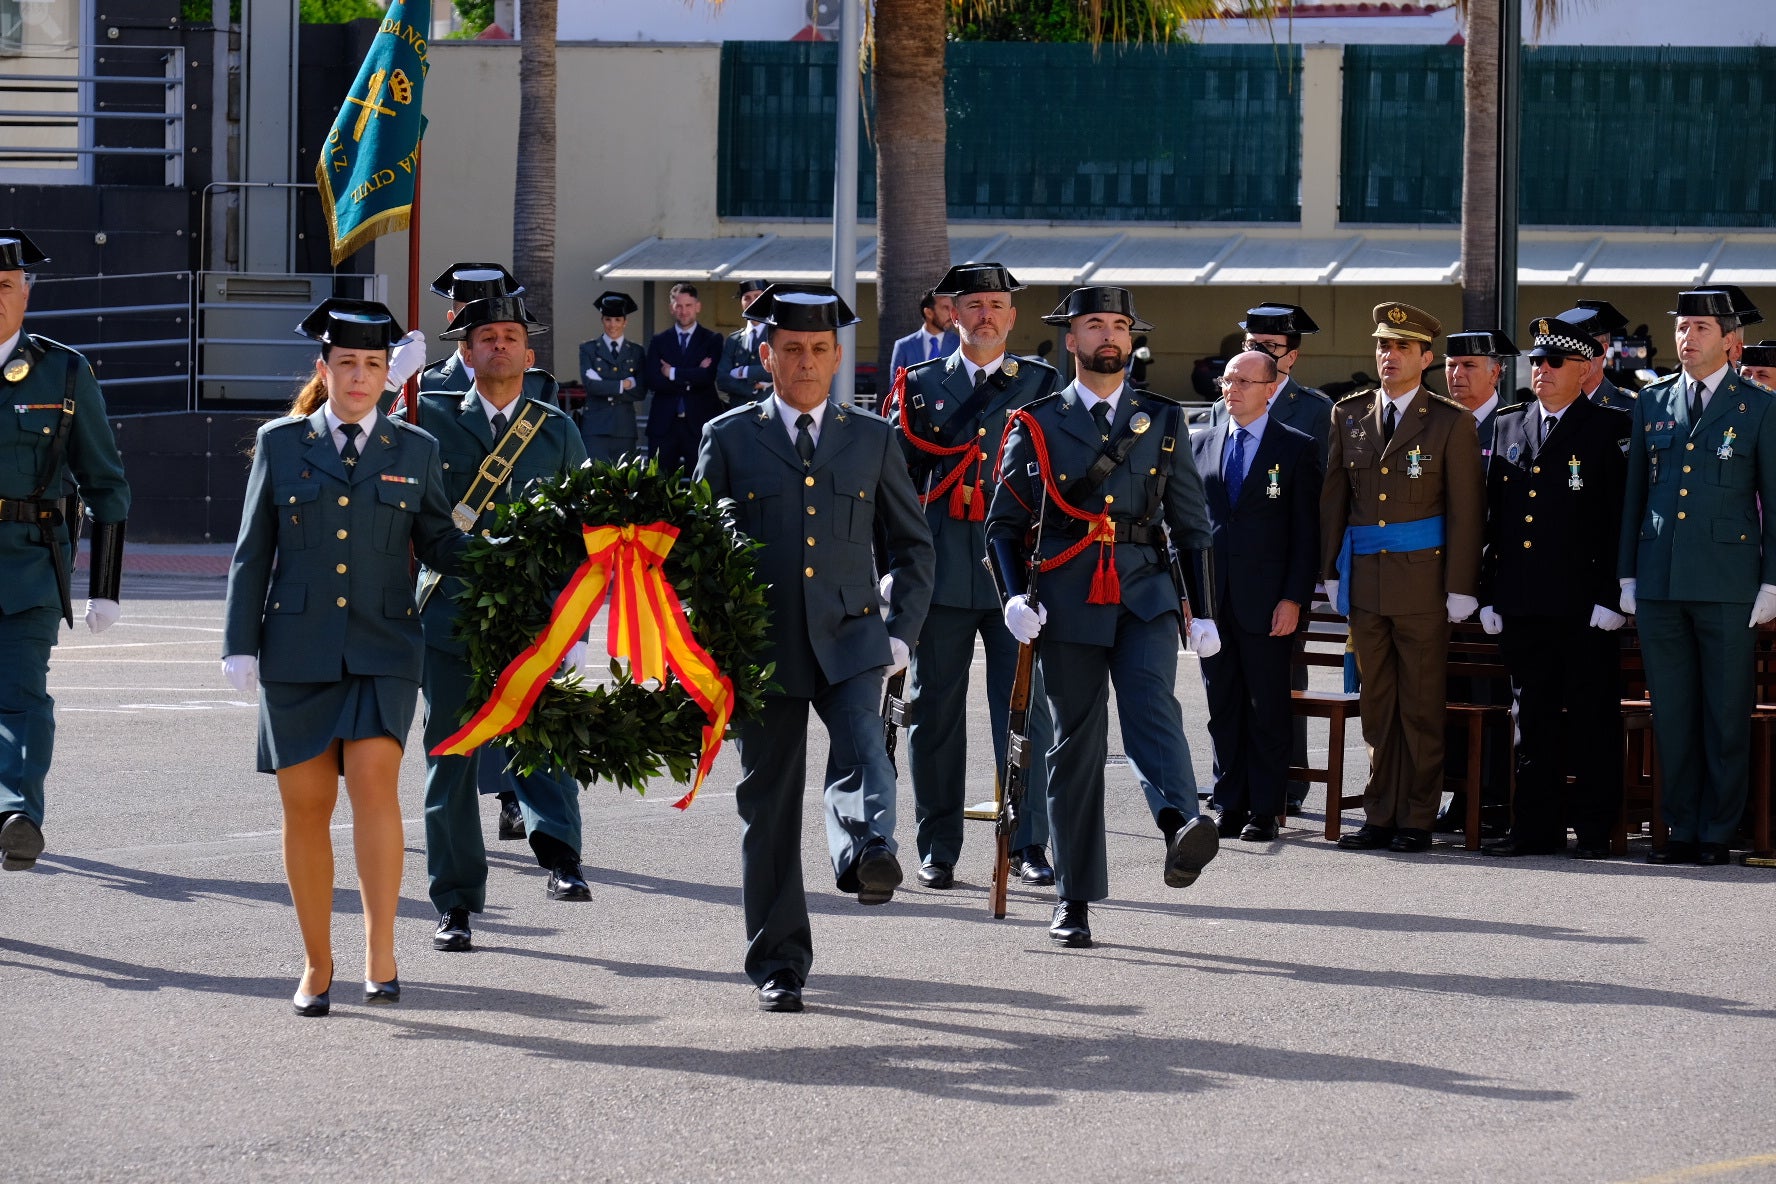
[431,522,735,810]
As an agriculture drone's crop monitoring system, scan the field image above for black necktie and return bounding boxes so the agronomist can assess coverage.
[1382,401,1398,445]
[1689,380,1705,431]
[680,331,691,354]
[1541,414,1555,447]
[973,368,987,390]
[1091,400,1111,442]
[490,410,508,441]
[795,412,815,466]
[339,421,362,468]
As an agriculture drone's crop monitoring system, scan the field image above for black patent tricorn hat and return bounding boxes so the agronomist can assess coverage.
[0,229,48,271]
[430,261,524,303]
[1573,299,1628,336]
[1670,289,1738,322]
[593,290,639,318]
[934,262,1023,297]
[438,295,548,340]
[1042,285,1153,332]
[740,283,860,331]
[1742,339,1776,367]
[1445,329,1518,358]
[1718,284,1763,329]
[1240,302,1319,336]
[296,297,403,349]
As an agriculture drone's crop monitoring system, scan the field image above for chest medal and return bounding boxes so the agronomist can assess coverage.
[1567,456,1583,491]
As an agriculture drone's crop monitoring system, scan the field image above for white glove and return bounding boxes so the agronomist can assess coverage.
[1619,577,1637,616]
[1479,606,1503,635]
[1004,594,1046,645]
[84,597,121,634]
[1590,604,1627,632]
[1187,617,1221,658]
[1323,580,1341,615]
[222,654,259,695]
[1751,584,1776,628]
[877,572,894,609]
[559,640,590,677]
[1446,593,1479,623]
[888,637,910,675]
[385,329,427,390]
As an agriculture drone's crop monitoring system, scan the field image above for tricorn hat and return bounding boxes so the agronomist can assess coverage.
[933,262,1023,297]
[430,261,524,303]
[593,290,639,318]
[1240,302,1319,336]
[736,279,770,296]
[1526,312,1600,361]
[1670,289,1738,323]
[438,295,548,340]
[741,283,860,332]
[1041,285,1153,331]
[1445,329,1518,358]
[0,229,48,272]
[296,297,403,350]
[1717,284,1763,329]
[1372,302,1442,344]
[1742,339,1776,368]
[1573,299,1629,337]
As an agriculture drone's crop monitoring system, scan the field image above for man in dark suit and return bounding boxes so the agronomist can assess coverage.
[577,290,647,463]
[645,281,725,475]
[1575,300,1637,411]
[695,284,934,1013]
[1619,288,1776,865]
[1192,349,1321,842]
[717,280,772,405]
[1477,314,1631,859]
[888,287,960,377]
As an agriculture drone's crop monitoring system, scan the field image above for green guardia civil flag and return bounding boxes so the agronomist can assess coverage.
[317,0,432,265]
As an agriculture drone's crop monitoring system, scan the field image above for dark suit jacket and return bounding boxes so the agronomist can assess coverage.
[644,324,725,441]
[695,396,935,698]
[889,328,960,377]
[1210,376,1332,468]
[1192,417,1322,637]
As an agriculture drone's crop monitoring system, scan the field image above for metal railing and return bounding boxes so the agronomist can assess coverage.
[23,270,192,410]
[0,46,185,185]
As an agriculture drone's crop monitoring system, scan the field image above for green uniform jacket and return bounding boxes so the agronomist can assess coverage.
[0,334,129,615]
[717,327,769,404]
[1618,368,1776,601]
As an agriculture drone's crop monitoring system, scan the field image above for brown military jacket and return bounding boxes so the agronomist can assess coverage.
[1320,386,1485,615]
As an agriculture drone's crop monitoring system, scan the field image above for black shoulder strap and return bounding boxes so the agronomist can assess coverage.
[1138,404,1184,526]
[1070,405,1155,503]
[28,344,78,500]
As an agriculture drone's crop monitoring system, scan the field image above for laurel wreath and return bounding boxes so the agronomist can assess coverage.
[451,456,774,792]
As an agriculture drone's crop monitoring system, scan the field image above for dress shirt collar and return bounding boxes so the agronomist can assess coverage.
[1683,362,1730,404]
[0,329,20,365]
[1469,393,1499,424]
[1266,376,1289,408]
[322,404,379,453]
[1071,378,1125,419]
[960,352,1004,389]
[1224,411,1269,468]
[772,394,827,446]
[1381,386,1419,422]
[603,335,624,351]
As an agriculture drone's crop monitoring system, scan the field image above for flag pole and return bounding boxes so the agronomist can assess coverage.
[402,143,423,424]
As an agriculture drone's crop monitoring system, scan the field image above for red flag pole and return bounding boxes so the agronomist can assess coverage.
[403,143,423,424]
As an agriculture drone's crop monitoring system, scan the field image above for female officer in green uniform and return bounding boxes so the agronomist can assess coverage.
[222,299,466,1017]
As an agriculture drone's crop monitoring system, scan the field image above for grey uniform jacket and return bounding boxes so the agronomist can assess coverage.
[695,396,935,699]
[717,327,769,404]
[578,336,647,439]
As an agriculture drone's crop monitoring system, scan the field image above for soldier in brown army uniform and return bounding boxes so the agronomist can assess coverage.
[1321,302,1486,854]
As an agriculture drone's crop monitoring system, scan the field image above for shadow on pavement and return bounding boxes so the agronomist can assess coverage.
[1098,900,1645,945]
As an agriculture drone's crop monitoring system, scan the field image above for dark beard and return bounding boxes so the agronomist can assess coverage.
[1078,347,1127,375]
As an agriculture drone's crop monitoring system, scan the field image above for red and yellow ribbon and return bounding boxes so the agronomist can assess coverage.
[430,522,735,810]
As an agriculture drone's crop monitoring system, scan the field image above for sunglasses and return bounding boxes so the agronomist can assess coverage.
[1530,354,1578,369]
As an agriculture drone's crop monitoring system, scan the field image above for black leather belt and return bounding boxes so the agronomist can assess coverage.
[1050,518,1160,545]
[0,497,60,525]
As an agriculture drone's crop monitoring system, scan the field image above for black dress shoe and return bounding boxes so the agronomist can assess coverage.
[758,969,804,1013]
[1049,899,1092,948]
[0,813,45,871]
[854,841,903,905]
[917,862,954,890]
[364,976,401,1005]
[1337,824,1394,850]
[1240,817,1278,842]
[1695,842,1732,866]
[496,795,526,841]
[1388,828,1433,853]
[1163,815,1219,887]
[292,963,333,1018]
[1569,843,1611,860]
[547,860,592,901]
[1215,810,1249,839]
[1482,837,1563,857]
[1011,845,1055,886]
[1647,840,1699,865]
[433,907,473,951]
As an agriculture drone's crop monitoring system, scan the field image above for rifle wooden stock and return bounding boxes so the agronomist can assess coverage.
[989,637,1038,919]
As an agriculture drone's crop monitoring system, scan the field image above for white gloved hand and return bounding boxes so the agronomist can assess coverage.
[385,329,427,390]
[559,640,590,677]
[1004,594,1046,645]
[1187,617,1222,658]
[222,654,259,695]
[1479,606,1503,635]
[1619,577,1637,616]
[888,637,910,675]
[1446,593,1479,623]
[1751,584,1776,628]
[1323,580,1341,615]
[877,572,894,609]
[84,597,121,634]
[1590,604,1628,632]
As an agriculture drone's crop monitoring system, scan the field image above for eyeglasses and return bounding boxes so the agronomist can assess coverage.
[1216,376,1269,391]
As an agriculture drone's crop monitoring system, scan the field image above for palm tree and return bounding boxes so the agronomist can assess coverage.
[513,0,557,329]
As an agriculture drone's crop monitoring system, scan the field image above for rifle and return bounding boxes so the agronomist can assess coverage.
[881,668,909,766]
[1161,520,1195,645]
[989,462,1048,920]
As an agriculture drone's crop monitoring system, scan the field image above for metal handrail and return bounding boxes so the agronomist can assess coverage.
[0,110,180,121]
[0,72,182,85]
[27,303,188,318]
[0,146,179,157]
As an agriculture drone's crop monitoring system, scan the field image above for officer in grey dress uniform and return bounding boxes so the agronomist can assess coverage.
[412,296,592,953]
[1574,300,1638,412]
[577,290,647,462]
[694,284,934,1013]
[224,298,467,1014]
[894,262,1058,890]
[0,229,130,873]
[717,279,772,405]
[985,286,1223,949]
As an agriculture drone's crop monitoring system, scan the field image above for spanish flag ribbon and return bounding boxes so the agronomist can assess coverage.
[430,522,735,810]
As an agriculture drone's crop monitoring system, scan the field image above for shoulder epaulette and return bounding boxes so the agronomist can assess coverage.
[1010,354,1060,378]
[1129,387,1182,408]
[1430,393,1467,412]
[1496,402,1531,420]
[1018,391,1062,413]
[1335,387,1374,405]
[25,333,77,356]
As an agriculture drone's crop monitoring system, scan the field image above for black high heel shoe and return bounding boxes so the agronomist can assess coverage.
[292,962,333,1018]
[364,974,400,1005]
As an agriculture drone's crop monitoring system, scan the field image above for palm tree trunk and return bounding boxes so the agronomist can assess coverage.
[513,0,557,329]
[1460,0,1499,333]
[872,0,950,365]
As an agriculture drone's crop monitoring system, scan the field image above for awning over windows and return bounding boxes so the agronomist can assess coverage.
[596,231,1776,287]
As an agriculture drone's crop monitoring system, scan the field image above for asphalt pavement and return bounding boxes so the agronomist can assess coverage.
[4,574,1774,1184]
